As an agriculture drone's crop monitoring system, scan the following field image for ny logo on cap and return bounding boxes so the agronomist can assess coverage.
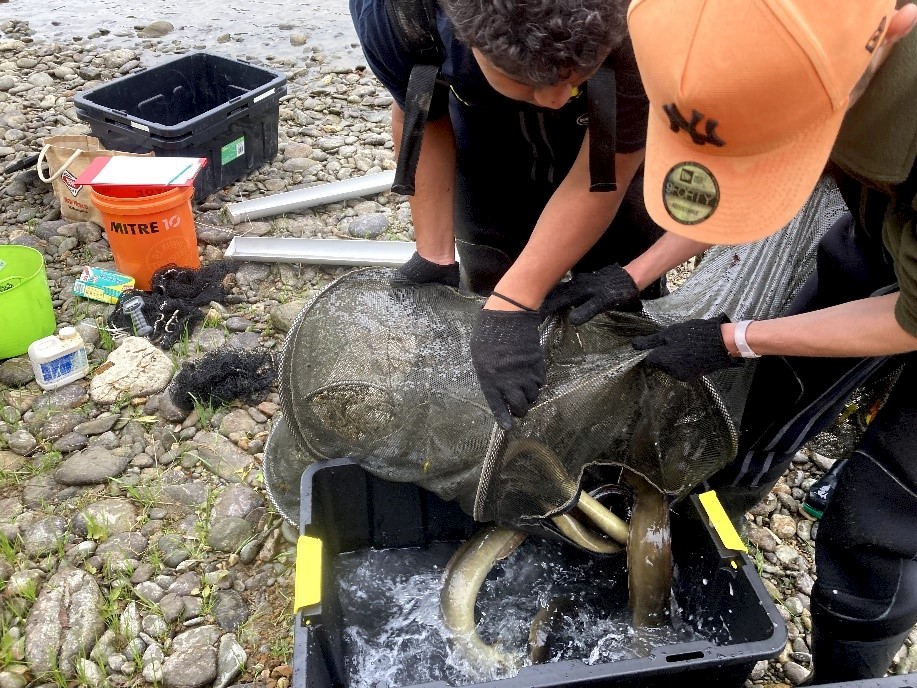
[663,104,725,147]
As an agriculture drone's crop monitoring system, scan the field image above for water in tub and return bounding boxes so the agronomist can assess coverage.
[334,537,703,687]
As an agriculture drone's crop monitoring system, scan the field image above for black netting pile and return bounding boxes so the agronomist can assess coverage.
[169,348,277,412]
[264,176,848,529]
[107,260,237,349]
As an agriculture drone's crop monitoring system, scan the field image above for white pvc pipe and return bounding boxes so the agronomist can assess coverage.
[224,237,423,267]
[226,171,396,223]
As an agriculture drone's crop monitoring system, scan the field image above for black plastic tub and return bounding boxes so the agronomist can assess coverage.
[817,679,917,688]
[74,52,286,201]
[292,458,790,688]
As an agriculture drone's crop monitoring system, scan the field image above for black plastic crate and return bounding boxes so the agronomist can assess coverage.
[292,458,789,688]
[73,52,286,201]
[818,679,917,688]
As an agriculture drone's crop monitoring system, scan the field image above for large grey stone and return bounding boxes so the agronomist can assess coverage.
[161,482,210,507]
[161,647,217,688]
[157,534,190,569]
[55,446,132,485]
[218,409,258,439]
[346,213,389,238]
[187,432,255,483]
[212,590,249,631]
[213,634,246,688]
[73,413,120,436]
[0,450,24,472]
[22,516,68,557]
[0,358,34,387]
[269,300,307,333]
[211,484,262,522]
[74,498,138,536]
[25,568,105,675]
[139,20,174,37]
[207,517,253,554]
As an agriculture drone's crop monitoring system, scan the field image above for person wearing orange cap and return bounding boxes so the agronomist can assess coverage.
[535,0,917,682]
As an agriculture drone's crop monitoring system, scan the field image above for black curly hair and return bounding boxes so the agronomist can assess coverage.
[441,0,628,86]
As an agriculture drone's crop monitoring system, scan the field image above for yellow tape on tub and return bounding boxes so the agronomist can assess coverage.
[699,490,748,553]
[295,535,322,612]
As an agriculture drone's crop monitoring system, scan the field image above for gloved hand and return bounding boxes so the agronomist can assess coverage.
[397,251,460,288]
[470,308,546,430]
[631,314,744,382]
[540,263,641,325]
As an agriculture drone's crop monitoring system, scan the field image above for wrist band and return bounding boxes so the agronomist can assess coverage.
[734,320,761,358]
[490,291,536,313]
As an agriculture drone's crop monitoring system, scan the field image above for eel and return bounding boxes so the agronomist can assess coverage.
[440,525,527,673]
[621,467,673,627]
[503,438,630,548]
[526,595,579,664]
[552,513,622,554]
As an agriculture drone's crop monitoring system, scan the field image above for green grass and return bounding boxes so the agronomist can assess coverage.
[0,451,64,488]
[751,543,765,576]
[99,580,126,631]
[0,531,18,565]
[268,629,294,661]
[147,545,163,574]
[202,310,224,329]
[74,657,108,686]
[98,326,117,352]
[173,324,192,358]
[16,578,39,602]
[83,514,110,543]
[110,477,160,511]
[190,393,223,429]
[187,489,218,559]
[0,614,26,671]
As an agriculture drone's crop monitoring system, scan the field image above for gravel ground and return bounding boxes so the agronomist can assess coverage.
[0,16,914,688]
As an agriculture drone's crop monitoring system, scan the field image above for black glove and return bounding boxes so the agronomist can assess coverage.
[540,263,641,325]
[397,251,460,288]
[631,314,744,382]
[470,308,546,430]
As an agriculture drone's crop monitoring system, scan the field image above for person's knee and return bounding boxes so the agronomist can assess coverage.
[813,454,917,638]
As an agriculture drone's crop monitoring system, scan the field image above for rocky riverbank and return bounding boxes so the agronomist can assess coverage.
[0,16,914,688]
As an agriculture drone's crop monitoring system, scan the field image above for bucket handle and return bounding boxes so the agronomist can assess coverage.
[36,144,84,183]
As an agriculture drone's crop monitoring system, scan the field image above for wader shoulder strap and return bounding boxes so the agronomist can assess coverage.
[385,0,444,195]
[587,65,618,192]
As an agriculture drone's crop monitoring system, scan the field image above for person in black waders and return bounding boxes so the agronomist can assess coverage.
[492,0,916,683]
[348,0,667,429]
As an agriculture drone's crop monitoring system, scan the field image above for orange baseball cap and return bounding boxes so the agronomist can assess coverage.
[627,0,895,244]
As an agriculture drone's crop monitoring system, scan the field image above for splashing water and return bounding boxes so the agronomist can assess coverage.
[334,537,701,687]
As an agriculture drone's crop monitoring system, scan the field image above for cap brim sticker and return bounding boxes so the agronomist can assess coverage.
[663,162,719,225]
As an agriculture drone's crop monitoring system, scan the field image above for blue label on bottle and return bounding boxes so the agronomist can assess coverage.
[38,349,87,382]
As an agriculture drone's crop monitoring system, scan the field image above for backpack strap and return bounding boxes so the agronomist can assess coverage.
[385,0,445,195]
[586,64,618,192]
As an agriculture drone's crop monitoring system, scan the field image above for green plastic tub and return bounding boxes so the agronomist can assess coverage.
[0,245,56,359]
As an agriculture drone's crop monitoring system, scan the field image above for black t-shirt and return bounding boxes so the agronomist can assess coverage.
[349,0,649,155]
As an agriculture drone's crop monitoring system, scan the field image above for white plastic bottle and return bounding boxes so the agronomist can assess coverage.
[28,326,90,391]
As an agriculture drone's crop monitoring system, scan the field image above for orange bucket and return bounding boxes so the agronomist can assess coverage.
[90,185,200,290]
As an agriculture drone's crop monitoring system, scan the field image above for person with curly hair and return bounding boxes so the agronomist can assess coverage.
[349,0,665,428]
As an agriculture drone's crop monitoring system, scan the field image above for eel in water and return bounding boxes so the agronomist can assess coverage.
[441,443,673,677]
[526,595,579,664]
[502,438,630,551]
[621,467,672,627]
[440,525,527,674]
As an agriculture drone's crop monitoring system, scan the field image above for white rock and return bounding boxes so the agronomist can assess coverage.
[89,337,174,404]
